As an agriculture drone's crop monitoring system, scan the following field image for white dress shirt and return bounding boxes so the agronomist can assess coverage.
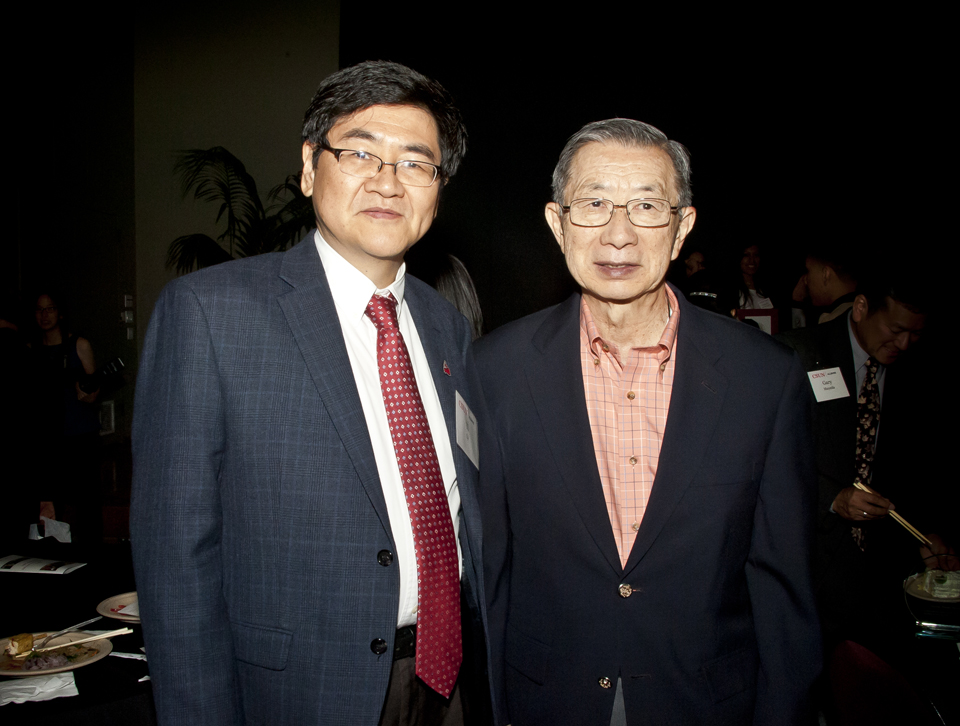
[315,231,460,628]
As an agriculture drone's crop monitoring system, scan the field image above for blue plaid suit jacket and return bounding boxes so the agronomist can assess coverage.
[131,238,489,725]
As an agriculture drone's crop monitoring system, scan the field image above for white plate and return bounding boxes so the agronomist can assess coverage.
[0,631,112,677]
[904,572,960,603]
[97,592,140,623]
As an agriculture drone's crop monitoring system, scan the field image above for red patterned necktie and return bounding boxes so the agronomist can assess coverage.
[851,356,881,551]
[365,293,461,697]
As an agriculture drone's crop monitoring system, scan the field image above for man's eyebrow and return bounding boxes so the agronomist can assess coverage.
[336,129,437,162]
[632,183,663,195]
[580,181,610,194]
[338,128,378,144]
[579,181,663,196]
[400,143,437,162]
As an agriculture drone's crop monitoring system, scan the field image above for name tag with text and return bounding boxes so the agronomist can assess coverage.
[456,391,479,469]
[807,367,850,402]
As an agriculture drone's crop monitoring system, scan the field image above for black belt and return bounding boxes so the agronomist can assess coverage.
[394,625,416,660]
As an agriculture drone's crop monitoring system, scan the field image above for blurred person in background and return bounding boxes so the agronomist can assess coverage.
[28,291,102,544]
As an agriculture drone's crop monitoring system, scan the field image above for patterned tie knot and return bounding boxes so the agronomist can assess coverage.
[865,356,880,377]
[365,293,399,332]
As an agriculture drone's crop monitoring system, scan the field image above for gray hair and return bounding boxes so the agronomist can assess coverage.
[551,118,692,208]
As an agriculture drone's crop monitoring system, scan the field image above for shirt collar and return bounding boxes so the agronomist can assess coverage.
[579,285,680,364]
[314,229,406,323]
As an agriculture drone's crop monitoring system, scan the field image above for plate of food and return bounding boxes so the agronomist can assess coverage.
[97,592,140,623]
[1,631,112,676]
[904,570,960,603]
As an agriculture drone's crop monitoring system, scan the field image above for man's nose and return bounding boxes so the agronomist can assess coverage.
[601,206,638,247]
[364,164,404,196]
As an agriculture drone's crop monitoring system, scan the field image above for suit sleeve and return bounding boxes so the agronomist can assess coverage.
[131,281,240,725]
[747,352,822,726]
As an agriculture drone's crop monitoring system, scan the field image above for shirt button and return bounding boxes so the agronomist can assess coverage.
[629,456,637,465]
[599,676,613,689]
[593,358,600,366]
[370,639,388,655]
[632,522,640,532]
[602,344,610,352]
[660,363,666,372]
[618,583,633,598]
[377,550,394,566]
[627,391,636,400]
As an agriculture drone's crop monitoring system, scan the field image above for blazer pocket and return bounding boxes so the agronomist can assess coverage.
[504,623,550,685]
[689,460,758,487]
[231,620,293,671]
[701,647,758,703]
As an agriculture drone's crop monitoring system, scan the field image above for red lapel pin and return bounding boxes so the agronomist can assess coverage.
[443,361,451,376]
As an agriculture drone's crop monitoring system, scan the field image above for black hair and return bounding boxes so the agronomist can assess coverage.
[301,60,467,181]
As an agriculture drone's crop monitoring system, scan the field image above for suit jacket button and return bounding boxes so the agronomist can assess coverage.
[618,583,633,598]
[371,638,388,655]
[599,676,612,689]
[377,550,394,566]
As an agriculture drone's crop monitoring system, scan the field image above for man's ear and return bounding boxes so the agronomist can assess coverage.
[545,202,565,252]
[671,206,697,260]
[300,142,316,198]
[851,293,869,323]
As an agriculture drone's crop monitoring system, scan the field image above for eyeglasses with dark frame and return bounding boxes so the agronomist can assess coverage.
[319,143,441,188]
[560,198,682,228]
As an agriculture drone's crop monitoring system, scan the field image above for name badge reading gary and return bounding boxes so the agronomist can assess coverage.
[807,367,850,402]
[455,391,479,469]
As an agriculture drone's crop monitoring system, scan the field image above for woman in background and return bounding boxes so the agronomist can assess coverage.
[30,291,102,544]
[736,244,774,309]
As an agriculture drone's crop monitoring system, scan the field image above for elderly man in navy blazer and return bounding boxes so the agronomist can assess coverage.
[132,61,490,726]
[474,119,822,725]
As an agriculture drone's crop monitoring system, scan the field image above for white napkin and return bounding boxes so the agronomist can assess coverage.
[27,517,72,543]
[0,673,78,705]
[117,601,139,617]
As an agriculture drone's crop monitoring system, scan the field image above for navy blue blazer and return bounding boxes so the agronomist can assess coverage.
[131,238,489,725]
[475,290,822,726]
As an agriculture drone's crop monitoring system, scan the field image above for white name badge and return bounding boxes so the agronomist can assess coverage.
[807,367,850,402]
[455,391,479,470]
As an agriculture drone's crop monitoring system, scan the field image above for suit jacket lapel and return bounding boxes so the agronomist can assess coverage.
[276,238,393,539]
[405,280,486,610]
[815,315,858,450]
[526,294,623,576]
[405,281,461,482]
[624,295,728,574]
[405,282,479,537]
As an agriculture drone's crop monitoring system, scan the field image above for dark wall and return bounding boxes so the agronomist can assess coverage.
[14,11,137,441]
[340,9,951,333]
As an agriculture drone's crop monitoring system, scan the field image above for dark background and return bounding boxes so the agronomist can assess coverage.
[341,8,952,331]
[9,3,952,438]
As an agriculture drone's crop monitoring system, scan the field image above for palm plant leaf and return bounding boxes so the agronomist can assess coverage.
[174,148,265,257]
[266,174,316,251]
[166,233,234,274]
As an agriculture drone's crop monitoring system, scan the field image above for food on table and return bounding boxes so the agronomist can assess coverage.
[1,640,99,672]
[24,652,69,670]
[919,569,960,599]
[4,633,33,656]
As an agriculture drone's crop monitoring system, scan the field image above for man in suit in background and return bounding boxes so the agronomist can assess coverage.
[790,244,858,326]
[475,119,821,725]
[132,61,490,726]
[779,273,957,649]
